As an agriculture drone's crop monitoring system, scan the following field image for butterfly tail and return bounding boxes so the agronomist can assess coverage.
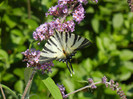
[66,60,75,76]
[68,59,75,74]
[66,60,72,76]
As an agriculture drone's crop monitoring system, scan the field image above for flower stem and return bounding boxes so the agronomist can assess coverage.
[21,70,36,99]
[0,83,6,99]
[66,81,101,96]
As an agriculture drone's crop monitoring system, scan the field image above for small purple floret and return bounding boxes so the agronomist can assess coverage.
[88,78,94,84]
[57,84,67,98]
[102,76,107,84]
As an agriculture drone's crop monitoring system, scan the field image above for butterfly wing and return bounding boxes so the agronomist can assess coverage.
[39,30,91,64]
[60,31,91,55]
[39,33,64,64]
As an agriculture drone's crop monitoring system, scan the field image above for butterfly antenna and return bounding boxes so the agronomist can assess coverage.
[66,60,72,76]
[68,59,74,74]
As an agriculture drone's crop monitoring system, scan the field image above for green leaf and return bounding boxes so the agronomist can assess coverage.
[23,19,38,29]
[120,50,133,61]
[2,73,15,81]
[96,37,105,52]
[91,18,99,33]
[10,29,24,45]
[119,72,131,81]
[38,72,62,99]
[3,15,17,28]
[13,68,24,79]
[14,80,24,94]
[0,49,10,69]
[122,61,133,72]
[24,68,34,97]
[112,13,123,28]
[86,6,94,13]
[103,37,116,51]
[82,58,92,72]
[12,8,24,16]
[2,84,18,99]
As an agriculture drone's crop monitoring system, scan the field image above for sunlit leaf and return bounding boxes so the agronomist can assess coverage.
[38,72,62,99]
[91,18,99,33]
[14,80,24,94]
[13,68,24,79]
[120,50,133,61]
[113,13,123,28]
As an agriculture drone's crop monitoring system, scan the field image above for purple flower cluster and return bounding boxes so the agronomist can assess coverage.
[73,4,85,24]
[33,19,75,42]
[57,84,67,99]
[33,0,89,42]
[22,49,54,73]
[87,76,127,99]
[102,76,127,99]
[33,23,54,42]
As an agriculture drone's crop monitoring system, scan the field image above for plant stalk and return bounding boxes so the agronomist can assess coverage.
[0,83,6,99]
[21,70,36,99]
[66,81,101,96]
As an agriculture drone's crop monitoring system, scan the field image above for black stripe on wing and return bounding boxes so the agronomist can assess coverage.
[39,56,56,63]
[47,40,51,45]
[43,46,56,53]
[71,34,78,47]
[65,32,68,43]
[69,32,71,38]
[76,39,91,50]
[49,38,62,52]
[55,30,62,45]
[78,36,82,41]
[42,50,48,53]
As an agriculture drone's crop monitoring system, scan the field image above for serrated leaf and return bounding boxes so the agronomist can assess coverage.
[38,72,62,99]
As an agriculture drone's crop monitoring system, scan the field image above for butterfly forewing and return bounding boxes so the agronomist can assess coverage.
[39,34,63,63]
[62,32,91,54]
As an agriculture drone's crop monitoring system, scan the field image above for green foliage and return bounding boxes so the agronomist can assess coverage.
[38,72,62,99]
[0,0,133,99]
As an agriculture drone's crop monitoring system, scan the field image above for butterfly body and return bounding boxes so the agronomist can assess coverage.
[39,30,91,75]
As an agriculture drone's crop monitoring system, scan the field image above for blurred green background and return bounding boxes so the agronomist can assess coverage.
[0,0,133,99]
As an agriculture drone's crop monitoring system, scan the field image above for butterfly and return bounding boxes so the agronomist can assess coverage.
[39,30,91,76]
